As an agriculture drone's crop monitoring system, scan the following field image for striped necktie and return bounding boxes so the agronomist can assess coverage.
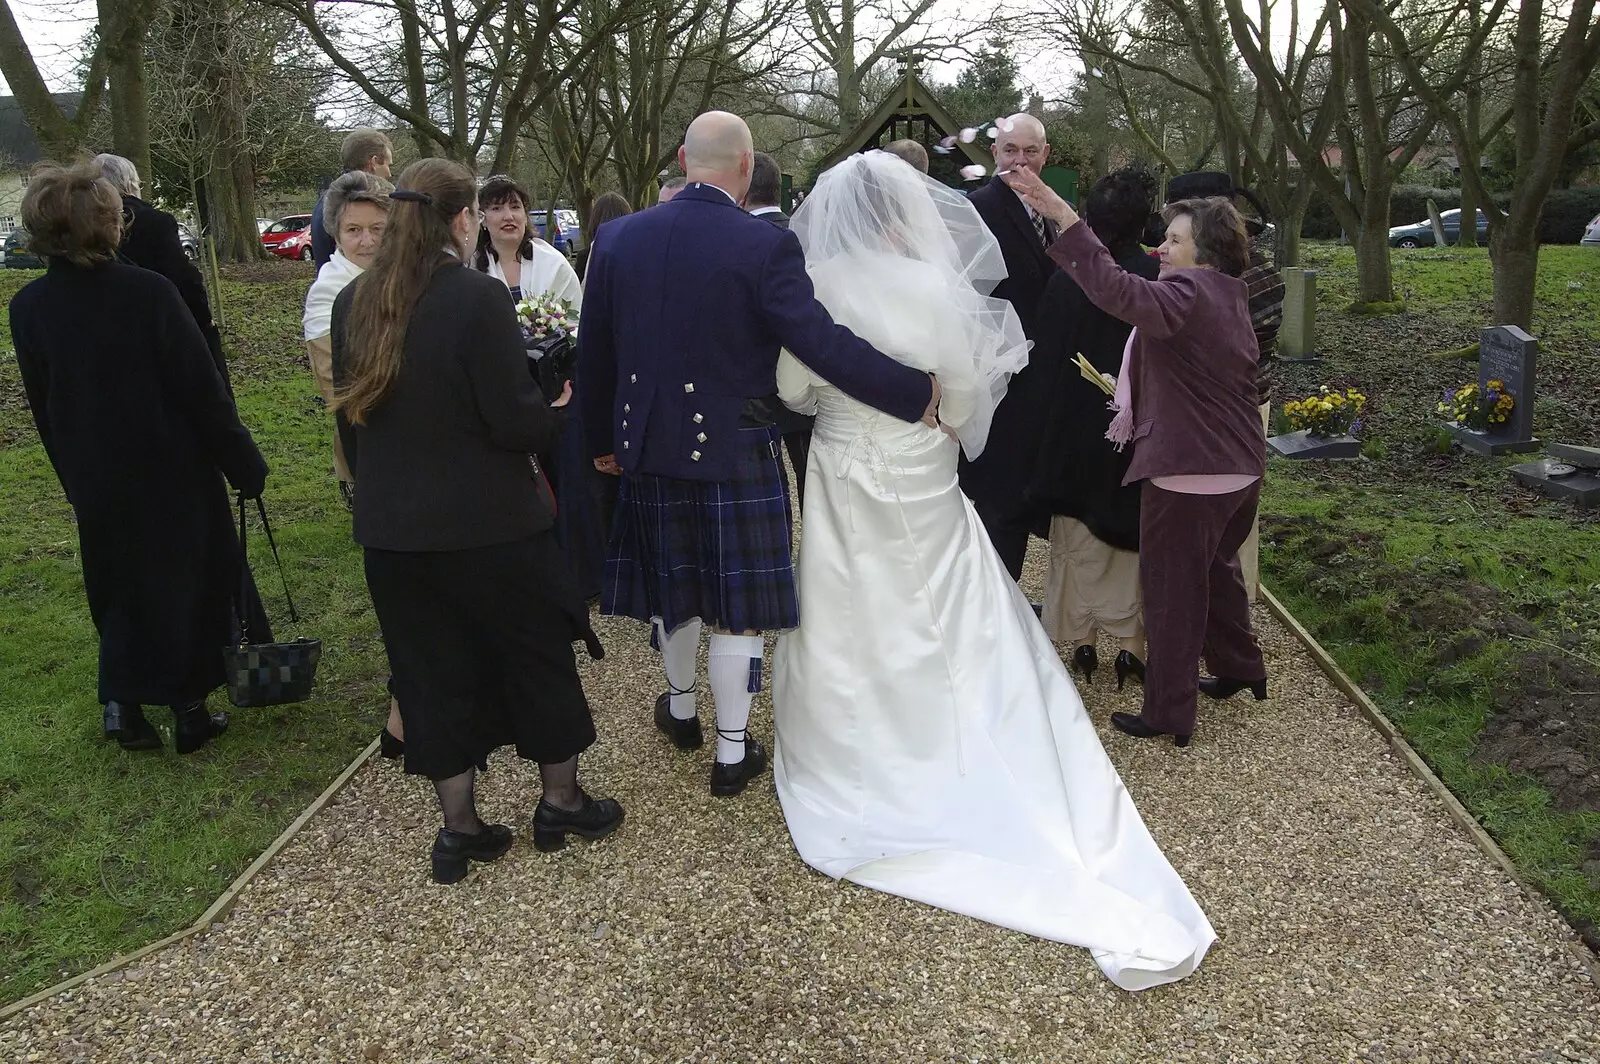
[1031,209,1049,247]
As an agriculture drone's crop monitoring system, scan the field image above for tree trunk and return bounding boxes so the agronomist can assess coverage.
[1277,202,1306,268]
[1353,216,1394,305]
[834,0,859,132]
[1489,223,1539,328]
[100,0,154,184]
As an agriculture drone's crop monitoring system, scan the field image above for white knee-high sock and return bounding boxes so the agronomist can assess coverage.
[708,633,763,764]
[654,617,702,720]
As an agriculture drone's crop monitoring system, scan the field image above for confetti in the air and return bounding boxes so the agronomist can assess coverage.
[986,126,999,139]
[960,164,988,181]
[997,117,1015,132]
[959,128,978,143]
[933,135,956,155]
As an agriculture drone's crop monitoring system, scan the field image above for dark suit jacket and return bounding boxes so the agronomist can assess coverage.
[118,195,226,384]
[1027,243,1159,551]
[331,262,566,551]
[959,174,1063,516]
[1049,222,1264,485]
[311,189,334,268]
[751,207,790,229]
[751,206,810,435]
[578,182,931,482]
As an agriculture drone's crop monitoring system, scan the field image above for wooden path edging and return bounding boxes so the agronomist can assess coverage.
[1261,585,1600,987]
[0,734,381,1022]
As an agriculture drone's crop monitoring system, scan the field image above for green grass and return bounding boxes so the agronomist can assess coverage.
[0,267,391,1003]
[1263,242,1600,946]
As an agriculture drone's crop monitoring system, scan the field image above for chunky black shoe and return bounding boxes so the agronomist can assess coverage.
[1072,644,1098,683]
[1114,651,1146,691]
[710,736,769,798]
[103,701,161,751]
[654,693,703,751]
[532,788,625,852]
[1110,711,1191,748]
[172,701,228,755]
[379,727,405,760]
[431,823,514,884]
[1198,675,1268,702]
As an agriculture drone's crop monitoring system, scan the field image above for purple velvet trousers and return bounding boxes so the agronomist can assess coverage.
[1138,481,1267,735]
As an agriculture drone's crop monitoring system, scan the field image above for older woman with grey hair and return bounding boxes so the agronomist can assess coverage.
[303,169,393,493]
[93,153,226,383]
[302,170,404,758]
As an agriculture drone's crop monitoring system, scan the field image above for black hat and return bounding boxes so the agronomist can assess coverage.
[1165,171,1234,203]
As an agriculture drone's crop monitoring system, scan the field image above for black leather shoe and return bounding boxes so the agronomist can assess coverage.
[533,788,625,852]
[1114,651,1146,691]
[654,693,703,750]
[172,701,228,754]
[431,823,514,883]
[103,701,161,751]
[1110,711,1191,747]
[379,727,405,760]
[1198,675,1268,702]
[1072,644,1098,683]
[710,737,768,797]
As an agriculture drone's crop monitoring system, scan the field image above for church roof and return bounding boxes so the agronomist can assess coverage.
[812,72,991,178]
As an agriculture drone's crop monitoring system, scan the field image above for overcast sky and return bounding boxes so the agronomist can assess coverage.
[2,0,1105,97]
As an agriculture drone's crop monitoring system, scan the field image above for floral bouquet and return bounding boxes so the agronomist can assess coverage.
[515,292,578,403]
[1437,380,1514,432]
[514,293,577,343]
[1282,385,1366,438]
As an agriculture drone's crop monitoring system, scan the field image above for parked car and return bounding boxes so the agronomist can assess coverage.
[4,228,42,269]
[1389,209,1489,248]
[1581,213,1600,247]
[530,210,581,253]
[261,214,316,260]
[177,222,200,261]
[257,217,275,235]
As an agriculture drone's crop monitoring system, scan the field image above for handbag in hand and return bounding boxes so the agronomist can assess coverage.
[527,332,576,404]
[223,496,322,708]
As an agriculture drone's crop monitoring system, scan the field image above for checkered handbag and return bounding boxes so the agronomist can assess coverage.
[223,496,322,708]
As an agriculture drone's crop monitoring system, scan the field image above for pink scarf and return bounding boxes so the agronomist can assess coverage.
[1106,328,1136,450]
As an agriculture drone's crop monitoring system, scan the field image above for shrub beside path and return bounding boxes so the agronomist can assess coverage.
[3,592,1598,1062]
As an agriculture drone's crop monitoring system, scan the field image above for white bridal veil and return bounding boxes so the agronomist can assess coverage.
[790,150,1031,459]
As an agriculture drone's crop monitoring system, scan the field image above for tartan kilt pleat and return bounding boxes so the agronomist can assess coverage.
[604,425,798,633]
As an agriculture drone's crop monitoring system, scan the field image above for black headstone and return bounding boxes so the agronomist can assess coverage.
[1267,430,1361,460]
[1476,325,1537,443]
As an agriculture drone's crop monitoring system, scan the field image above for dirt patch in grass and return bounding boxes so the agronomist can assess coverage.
[1478,648,1600,815]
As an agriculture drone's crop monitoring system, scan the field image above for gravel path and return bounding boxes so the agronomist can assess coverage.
[5,556,1599,1062]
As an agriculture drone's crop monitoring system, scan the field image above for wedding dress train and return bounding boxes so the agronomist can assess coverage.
[770,185,1215,989]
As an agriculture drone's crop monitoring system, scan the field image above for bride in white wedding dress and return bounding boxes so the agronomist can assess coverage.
[771,151,1215,991]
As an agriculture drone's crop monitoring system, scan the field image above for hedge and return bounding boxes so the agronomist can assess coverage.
[1295,184,1600,244]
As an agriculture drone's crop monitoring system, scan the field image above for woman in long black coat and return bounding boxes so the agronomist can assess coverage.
[9,164,268,753]
[1028,168,1159,689]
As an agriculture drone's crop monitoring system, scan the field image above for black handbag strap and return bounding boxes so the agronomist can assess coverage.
[238,495,300,642]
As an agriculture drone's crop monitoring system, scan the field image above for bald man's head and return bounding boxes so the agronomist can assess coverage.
[679,111,756,200]
[993,113,1049,177]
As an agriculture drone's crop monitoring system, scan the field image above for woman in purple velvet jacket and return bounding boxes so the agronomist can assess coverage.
[1005,168,1269,747]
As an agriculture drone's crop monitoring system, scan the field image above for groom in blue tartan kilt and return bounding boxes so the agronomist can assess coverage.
[578,111,939,796]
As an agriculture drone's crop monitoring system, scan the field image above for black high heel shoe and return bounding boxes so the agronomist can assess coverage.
[103,701,161,751]
[1198,675,1268,702]
[431,823,514,884]
[1114,651,1146,691]
[1072,645,1098,683]
[379,728,405,760]
[533,788,625,852]
[1110,711,1191,747]
[173,701,228,755]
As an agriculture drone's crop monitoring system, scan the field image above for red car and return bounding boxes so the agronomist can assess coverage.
[261,214,316,260]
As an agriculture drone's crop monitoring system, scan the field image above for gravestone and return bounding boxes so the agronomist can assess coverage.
[1509,443,1600,507]
[1279,268,1318,362]
[1267,429,1360,460]
[1444,325,1540,455]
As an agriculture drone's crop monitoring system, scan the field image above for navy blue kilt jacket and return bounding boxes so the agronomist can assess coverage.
[577,182,933,484]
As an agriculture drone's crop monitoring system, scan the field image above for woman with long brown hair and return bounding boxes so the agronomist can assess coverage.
[331,158,623,883]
